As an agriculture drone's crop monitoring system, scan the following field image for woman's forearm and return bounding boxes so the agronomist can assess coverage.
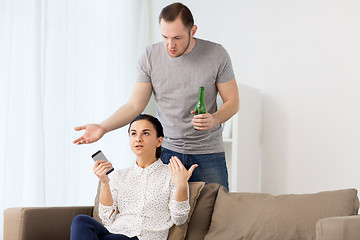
[174,183,188,202]
[99,182,114,206]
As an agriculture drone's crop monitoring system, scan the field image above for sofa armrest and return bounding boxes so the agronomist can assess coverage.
[316,215,360,240]
[4,206,93,240]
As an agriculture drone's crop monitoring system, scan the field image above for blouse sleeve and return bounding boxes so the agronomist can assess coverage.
[98,173,120,226]
[168,182,191,226]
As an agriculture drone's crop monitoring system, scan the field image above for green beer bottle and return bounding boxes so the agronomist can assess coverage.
[195,87,206,115]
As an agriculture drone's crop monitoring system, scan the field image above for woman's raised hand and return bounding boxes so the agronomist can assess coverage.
[169,156,198,187]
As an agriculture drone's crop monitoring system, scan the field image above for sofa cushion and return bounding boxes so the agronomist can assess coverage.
[185,183,222,240]
[168,182,205,240]
[204,187,359,240]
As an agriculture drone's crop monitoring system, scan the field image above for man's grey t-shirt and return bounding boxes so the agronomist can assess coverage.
[137,38,235,154]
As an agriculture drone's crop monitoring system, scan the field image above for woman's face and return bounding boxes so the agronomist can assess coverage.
[129,120,162,158]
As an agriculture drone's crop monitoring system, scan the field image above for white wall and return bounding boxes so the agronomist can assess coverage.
[150,0,360,195]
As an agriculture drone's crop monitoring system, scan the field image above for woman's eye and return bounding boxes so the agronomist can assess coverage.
[131,132,136,136]
[144,132,149,135]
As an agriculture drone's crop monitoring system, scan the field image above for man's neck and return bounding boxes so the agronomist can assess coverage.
[184,37,197,55]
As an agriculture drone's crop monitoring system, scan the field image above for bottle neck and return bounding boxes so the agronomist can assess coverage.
[198,87,204,101]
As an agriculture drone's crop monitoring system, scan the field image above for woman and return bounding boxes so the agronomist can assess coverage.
[71,114,198,240]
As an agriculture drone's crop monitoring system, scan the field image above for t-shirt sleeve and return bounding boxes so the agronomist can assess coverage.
[216,45,235,84]
[136,50,151,83]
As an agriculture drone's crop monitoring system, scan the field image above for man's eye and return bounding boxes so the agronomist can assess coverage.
[144,132,149,135]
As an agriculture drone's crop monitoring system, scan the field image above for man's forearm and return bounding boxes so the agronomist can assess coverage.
[99,82,153,133]
[212,97,239,126]
[100,103,144,133]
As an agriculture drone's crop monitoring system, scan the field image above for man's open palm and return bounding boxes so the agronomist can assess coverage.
[73,124,105,145]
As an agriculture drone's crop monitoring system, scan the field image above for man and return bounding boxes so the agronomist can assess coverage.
[73,3,239,190]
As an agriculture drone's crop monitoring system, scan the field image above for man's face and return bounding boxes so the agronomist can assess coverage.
[160,17,193,58]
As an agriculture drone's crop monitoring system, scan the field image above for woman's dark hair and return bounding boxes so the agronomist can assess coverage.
[128,114,164,159]
[159,2,194,31]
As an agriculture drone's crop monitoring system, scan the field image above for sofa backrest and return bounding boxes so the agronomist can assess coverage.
[202,187,359,240]
[92,180,359,240]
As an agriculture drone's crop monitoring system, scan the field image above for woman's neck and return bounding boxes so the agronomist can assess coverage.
[136,156,157,168]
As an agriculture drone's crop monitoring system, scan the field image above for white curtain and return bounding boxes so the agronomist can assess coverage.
[0,0,152,237]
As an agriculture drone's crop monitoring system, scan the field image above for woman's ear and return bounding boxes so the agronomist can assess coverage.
[157,136,163,147]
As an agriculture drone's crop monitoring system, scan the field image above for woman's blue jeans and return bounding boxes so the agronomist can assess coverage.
[161,148,229,190]
[70,215,138,240]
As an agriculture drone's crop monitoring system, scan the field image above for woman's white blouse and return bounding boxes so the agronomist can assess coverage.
[99,159,190,240]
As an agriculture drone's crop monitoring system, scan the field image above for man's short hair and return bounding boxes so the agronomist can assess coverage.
[159,2,194,31]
